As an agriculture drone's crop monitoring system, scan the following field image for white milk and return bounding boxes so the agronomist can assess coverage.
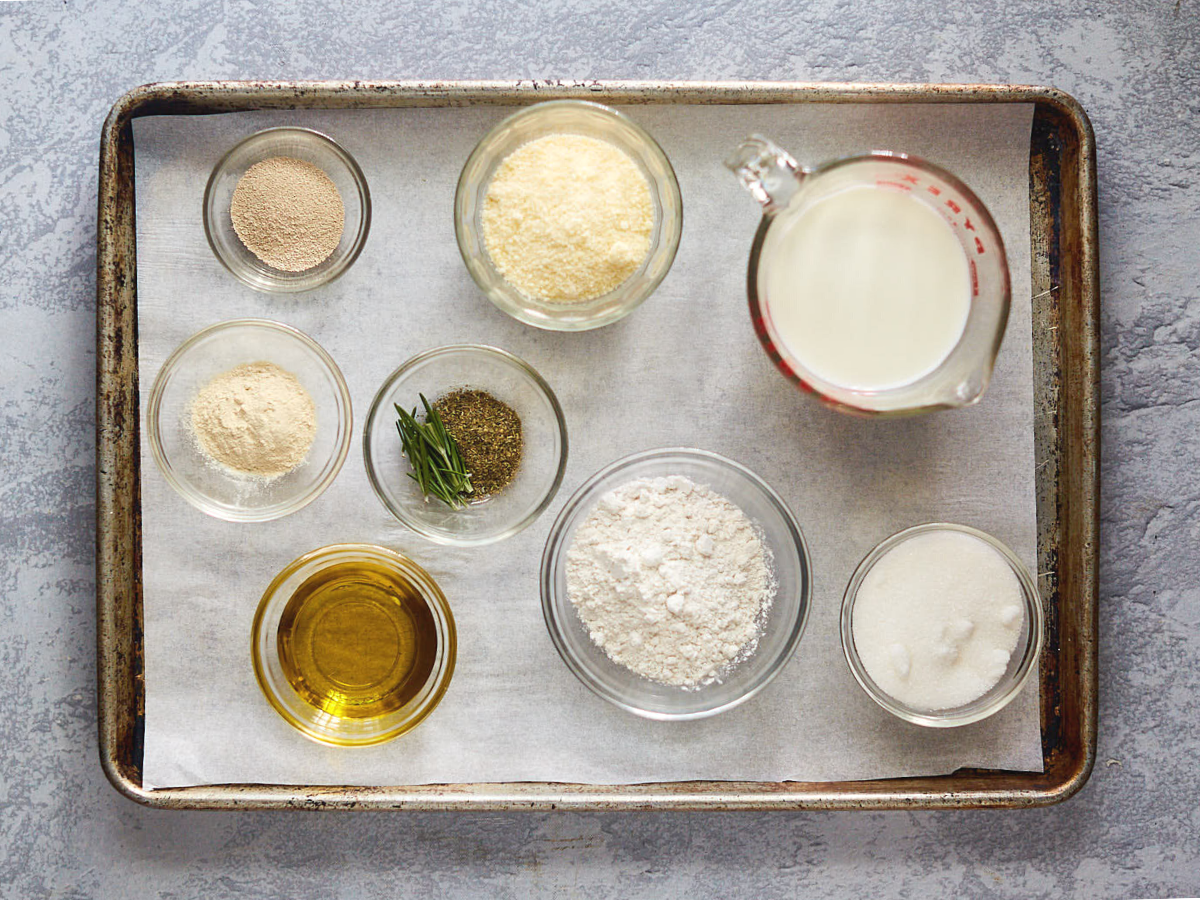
[852,530,1025,711]
[760,186,971,392]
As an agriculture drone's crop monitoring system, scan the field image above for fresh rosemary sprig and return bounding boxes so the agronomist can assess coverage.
[395,394,474,509]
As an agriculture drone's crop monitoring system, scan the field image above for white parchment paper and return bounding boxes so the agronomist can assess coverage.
[134,102,1039,789]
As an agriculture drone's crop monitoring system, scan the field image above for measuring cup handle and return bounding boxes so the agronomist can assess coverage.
[725,135,805,215]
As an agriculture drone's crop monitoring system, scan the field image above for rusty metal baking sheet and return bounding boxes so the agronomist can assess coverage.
[96,81,1098,810]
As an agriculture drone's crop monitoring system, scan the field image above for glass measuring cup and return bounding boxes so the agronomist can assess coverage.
[726,136,1011,416]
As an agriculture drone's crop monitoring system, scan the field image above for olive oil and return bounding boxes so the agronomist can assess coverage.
[276,560,438,720]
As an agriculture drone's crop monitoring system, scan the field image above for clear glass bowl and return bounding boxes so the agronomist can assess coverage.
[146,318,352,522]
[363,344,568,546]
[251,544,456,746]
[454,100,683,331]
[840,523,1044,727]
[203,127,371,293]
[540,448,812,720]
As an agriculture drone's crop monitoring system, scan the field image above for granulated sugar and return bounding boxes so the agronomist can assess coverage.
[481,134,653,303]
[565,476,773,687]
[852,530,1025,711]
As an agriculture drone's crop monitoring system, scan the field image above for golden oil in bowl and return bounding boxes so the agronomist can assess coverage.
[277,560,437,719]
[253,544,456,746]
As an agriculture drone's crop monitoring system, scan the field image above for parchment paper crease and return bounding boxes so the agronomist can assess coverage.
[134,103,1039,789]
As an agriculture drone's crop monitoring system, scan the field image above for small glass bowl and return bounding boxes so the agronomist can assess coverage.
[540,448,812,720]
[251,544,456,746]
[455,100,683,331]
[147,318,352,522]
[203,127,371,293]
[364,344,568,546]
[840,523,1044,728]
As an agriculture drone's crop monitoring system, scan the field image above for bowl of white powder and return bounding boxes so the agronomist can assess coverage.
[541,448,811,720]
[455,100,683,331]
[147,318,353,522]
[840,523,1043,727]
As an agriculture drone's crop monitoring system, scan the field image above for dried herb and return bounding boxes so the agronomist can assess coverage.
[395,394,474,509]
[432,389,523,497]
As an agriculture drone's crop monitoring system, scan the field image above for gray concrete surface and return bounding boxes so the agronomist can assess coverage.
[1,0,1197,897]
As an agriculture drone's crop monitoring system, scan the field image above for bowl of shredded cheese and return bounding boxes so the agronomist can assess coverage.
[455,100,683,331]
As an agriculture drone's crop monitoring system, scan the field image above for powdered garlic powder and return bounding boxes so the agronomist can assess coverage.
[190,361,316,479]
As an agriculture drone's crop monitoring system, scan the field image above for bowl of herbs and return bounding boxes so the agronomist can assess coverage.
[364,344,568,546]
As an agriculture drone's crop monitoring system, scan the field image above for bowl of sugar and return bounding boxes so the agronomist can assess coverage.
[840,523,1043,727]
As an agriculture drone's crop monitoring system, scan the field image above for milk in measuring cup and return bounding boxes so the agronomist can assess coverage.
[760,186,970,392]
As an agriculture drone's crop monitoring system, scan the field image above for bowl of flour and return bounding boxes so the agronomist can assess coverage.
[540,448,811,720]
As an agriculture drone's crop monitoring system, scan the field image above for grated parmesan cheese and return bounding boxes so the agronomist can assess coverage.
[481,133,654,303]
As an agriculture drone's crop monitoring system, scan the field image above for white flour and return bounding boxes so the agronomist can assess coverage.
[565,476,773,686]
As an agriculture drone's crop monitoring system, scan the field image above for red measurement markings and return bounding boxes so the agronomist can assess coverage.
[754,309,810,393]
[926,185,942,196]
[876,180,913,191]
[970,259,980,297]
[974,236,986,254]
[773,346,807,390]
[945,199,962,214]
